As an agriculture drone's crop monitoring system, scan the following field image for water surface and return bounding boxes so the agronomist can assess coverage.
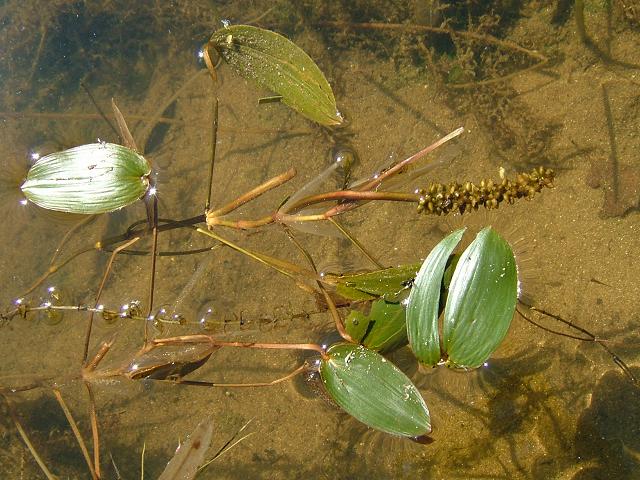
[0,1,639,479]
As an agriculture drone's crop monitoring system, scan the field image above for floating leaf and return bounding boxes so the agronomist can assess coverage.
[320,343,431,437]
[334,263,420,302]
[443,227,518,369]
[406,228,465,367]
[345,299,407,353]
[208,25,343,126]
[21,143,151,214]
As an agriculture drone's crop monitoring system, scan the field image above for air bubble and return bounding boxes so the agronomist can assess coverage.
[37,286,66,325]
[197,304,216,331]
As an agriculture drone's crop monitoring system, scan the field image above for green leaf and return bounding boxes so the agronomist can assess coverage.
[320,343,431,438]
[345,299,407,353]
[335,263,420,302]
[208,25,343,126]
[406,228,465,367]
[443,227,518,369]
[21,143,151,215]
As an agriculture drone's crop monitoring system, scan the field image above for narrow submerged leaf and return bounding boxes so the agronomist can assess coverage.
[406,228,465,367]
[443,227,518,369]
[158,416,214,480]
[320,343,431,438]
[345,300,407,353]
[208,25,343,126]
[334,263,420,302]
[21,143,151,214]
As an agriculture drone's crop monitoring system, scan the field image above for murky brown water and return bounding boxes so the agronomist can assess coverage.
[0,1,639,479]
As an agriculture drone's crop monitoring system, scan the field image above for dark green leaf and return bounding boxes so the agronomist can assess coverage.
[406,228,465,367]
[320,343,431,438]
[209,25,343,126]
[335,263,420,302]
[21,143,151,214]
[345,300,407,353]
[443,227,518,369]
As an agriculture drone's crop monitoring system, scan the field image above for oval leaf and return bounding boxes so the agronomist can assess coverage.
[209,25,343,126]
[406,228,466,367]
[443,227,518,369]
[21,143,151,214]
[320,343,431,437]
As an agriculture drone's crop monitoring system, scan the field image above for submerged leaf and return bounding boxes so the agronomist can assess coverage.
[345,299,407,353]
[443,227,518,369]
[21,143,151,214]
[320,343,431,438]
[158,416,214,480]
[208,25,343,126]
[334,263,420,302]
[406,228,465,367]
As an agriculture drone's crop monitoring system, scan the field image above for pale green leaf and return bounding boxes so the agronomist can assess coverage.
[21,143,151,215]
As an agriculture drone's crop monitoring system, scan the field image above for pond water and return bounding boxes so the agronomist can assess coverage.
[0,1,639,479]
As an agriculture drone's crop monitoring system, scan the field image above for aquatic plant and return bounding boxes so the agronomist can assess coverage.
[1,19,636,480]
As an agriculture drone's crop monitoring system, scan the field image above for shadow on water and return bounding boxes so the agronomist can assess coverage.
[571,368,640,480]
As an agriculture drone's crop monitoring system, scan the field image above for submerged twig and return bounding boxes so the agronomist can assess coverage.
[52,389,97,480]
[517,303,638,386]
[2,394,58,480]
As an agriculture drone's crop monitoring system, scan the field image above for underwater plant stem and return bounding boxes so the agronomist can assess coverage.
[84,237,140,364]
[357,127,463,193]
[81,82,121,140]
[517,303,638,387]
[84,383,102,479]
[206,215,277,229]
[195,227,317,291]
[278,128,463,220]
[205,95,219,212]
[151,334,324,355]
[199,419,254,470]
[49,215,95,267]
[0,111,181,125]
[206,167,296,219]
[328,218,383,269]
[52,389,97,480]
[22,246,96,297]
[280,190,420,219]
[111,99,138,152]
[145,195,159,345]
[2,394,58,480]
[140,442,145,480]
[27,25,47,86]
[210,190,424,228]
[283,226,355,343]
[176,364,308,388]
[574,0,640,68]
[84,339,115,374]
